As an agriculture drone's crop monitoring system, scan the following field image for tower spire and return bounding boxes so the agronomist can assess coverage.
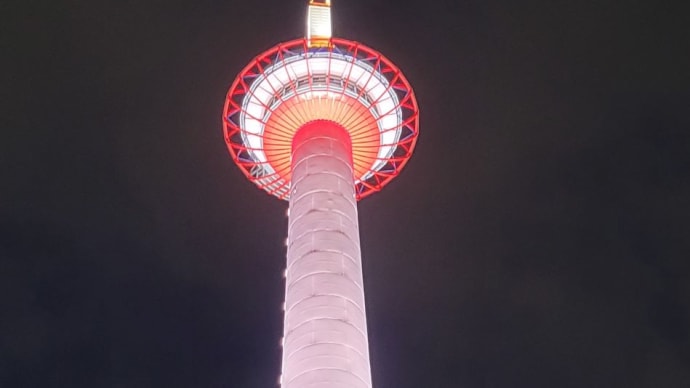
[307,0,332,47]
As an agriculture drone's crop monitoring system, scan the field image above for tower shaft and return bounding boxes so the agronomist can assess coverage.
[283,121,373,388]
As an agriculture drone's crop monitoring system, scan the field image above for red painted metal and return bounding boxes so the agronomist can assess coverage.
[223,38,419,200]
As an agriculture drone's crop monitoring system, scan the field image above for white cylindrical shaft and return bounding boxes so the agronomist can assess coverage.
[282,120,372,388]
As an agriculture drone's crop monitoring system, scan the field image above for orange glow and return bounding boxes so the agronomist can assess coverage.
[223,38,420,200]
[263,94,380,183]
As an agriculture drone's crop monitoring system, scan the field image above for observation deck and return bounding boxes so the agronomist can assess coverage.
[223,38,419,200]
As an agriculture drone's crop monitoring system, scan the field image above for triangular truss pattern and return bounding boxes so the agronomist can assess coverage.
[223,38,419,200]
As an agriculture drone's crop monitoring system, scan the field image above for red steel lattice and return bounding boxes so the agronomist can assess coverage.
[223,38,419,200]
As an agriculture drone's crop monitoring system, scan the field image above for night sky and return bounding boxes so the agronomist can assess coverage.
[2,0,689,387]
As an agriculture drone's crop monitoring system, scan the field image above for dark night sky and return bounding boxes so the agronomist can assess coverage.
[2,0,689,387]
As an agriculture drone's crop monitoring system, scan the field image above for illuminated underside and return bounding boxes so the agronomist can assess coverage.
[238,51,402,198]
[224,38,418,200]
[264,94,380,187]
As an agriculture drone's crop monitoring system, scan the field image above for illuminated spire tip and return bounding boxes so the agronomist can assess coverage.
[307,0,332,47]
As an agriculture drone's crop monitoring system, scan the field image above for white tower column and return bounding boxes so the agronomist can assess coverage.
[282,120,373,388]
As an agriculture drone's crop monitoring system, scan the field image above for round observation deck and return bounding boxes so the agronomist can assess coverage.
[223,38,419,200]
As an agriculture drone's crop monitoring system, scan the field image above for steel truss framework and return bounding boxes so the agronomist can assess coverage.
[223,38,419,200]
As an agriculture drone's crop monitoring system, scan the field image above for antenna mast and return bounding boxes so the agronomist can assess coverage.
[307,0,332,47]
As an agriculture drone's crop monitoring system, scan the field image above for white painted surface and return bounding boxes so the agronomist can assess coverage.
[282,121,372,388]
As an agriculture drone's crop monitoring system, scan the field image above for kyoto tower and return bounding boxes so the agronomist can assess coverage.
[222,1,419,387]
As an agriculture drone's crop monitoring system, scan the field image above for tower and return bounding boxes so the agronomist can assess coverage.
[222,1,419,387]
